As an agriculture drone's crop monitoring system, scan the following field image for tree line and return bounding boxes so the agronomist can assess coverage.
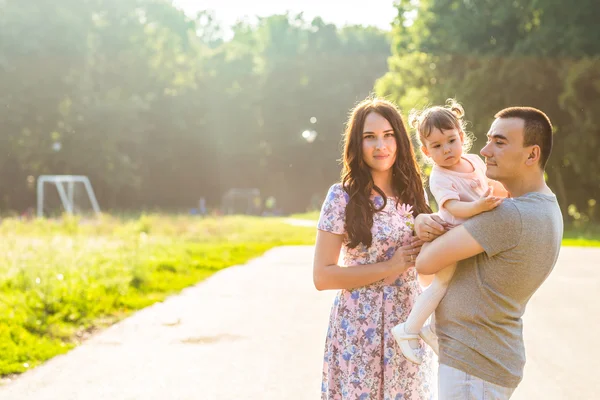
[1,0,597,225]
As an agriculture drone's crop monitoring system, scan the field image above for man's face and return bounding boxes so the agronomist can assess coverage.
[480,118,529,182]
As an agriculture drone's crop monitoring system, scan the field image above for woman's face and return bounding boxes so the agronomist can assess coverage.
[361,112,397,174]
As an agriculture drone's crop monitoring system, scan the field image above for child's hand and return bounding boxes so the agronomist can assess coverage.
[414,213,448,241]
[475,187,503,212]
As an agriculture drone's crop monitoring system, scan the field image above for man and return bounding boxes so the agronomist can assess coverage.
[414,107,564,399]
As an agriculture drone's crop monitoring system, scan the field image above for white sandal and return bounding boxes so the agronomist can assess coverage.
[391,322,422,364]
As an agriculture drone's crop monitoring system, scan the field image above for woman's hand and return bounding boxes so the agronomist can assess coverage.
[387,237,424,274]
[415,213,448,242]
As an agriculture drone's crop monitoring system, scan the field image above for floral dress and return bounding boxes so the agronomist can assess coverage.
[318,184,436,400]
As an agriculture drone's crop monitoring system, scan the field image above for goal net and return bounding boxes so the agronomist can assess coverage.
[37,175,101,218]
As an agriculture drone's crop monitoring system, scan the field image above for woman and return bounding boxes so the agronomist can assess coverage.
[313,97,445,399]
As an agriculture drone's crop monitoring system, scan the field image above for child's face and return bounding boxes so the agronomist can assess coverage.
[421,127,464,168]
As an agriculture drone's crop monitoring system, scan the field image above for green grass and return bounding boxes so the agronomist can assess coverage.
[0,214,315,377]
[288,211,320,221]
[562,228,600,247]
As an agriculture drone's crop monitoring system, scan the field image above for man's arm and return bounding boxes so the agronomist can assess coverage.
[415,225,484,275]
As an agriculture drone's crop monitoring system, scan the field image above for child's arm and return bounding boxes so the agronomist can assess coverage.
[443,187,503,219]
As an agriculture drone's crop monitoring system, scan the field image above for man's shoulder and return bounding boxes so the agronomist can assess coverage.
[508,193,561,219]
[511,192,559,207]
[474,198,522,222]
[463,200,522,240]
[510,193,563,234]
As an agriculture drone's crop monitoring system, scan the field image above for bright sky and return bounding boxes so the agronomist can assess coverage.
[172,0,397,34]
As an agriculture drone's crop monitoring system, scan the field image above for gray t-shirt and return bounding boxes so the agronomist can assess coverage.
[435,192,563,388]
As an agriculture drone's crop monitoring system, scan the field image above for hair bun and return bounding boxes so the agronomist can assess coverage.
[446,98,464,119]
[408,109,421,129]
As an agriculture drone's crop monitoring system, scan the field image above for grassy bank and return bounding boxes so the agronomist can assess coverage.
[0,214,315,376]
[562,229,600,247]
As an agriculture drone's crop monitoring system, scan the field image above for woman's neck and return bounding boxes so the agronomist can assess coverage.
[371,169,394,196]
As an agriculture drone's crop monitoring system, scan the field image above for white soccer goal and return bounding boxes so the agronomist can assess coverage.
[37,175,101,218]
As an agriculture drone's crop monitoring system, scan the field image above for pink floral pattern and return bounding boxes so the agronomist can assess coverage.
[318,184,436,400]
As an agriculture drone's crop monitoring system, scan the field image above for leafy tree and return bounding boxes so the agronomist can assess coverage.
[0,2,391,213]
[378,0,600,225]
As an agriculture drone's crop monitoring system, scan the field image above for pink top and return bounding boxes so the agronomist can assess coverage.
[430,153,490,226]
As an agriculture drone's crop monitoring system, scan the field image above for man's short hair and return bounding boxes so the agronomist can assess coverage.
[494,107,553,169]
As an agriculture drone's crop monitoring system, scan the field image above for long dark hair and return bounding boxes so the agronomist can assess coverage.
[341,97,431,248]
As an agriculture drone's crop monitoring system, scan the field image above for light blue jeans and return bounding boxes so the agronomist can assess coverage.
[439,364,516,400]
